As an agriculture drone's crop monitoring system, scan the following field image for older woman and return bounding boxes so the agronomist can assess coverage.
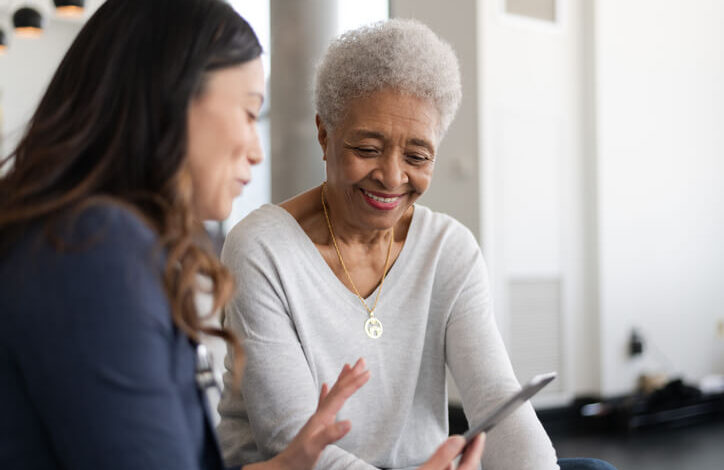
[218,20,560,470]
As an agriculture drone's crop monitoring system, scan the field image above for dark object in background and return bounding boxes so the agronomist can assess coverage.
[629,329,644,356]
[54,0,85,7]
[13,7,44,31]
[517,378,724,438]
[646,379,702,411]
[54,1,86,17]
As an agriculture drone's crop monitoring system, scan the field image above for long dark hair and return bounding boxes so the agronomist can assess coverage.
[0,0,262,381]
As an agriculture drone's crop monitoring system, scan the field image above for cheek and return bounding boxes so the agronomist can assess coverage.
[196,111,244,156]
[411,167,434,193]
[188,126,240,190]
[191,161,230,204]
[224,119,246,148]
[201,172,236,219]
[335,153,373,181]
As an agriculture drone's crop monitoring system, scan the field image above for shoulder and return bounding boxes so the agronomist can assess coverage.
[413,204,479,252]
[408,204,486,287]
[42,203,162,288]
[2,202,170,339]
[408,207,490,309]
[71,202,158,249]
[2,202,158,270]
[222,204,298,264]
[48,204,163,280]
[227,204,288,236]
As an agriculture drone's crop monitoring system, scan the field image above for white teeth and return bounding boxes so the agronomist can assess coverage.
[363,190,399,203]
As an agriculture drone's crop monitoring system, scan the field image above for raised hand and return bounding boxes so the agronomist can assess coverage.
[249,358,370,470]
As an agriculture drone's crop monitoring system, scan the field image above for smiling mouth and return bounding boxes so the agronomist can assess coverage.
[361,189,403,203]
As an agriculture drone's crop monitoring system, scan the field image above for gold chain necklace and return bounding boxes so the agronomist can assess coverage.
[321,182,393,339]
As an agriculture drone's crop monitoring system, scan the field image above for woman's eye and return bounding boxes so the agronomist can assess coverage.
[407,154,431,164]
[355,147,379,156]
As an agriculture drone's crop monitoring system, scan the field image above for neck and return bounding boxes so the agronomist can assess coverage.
[322,184,395,247]
[330,214,392,246]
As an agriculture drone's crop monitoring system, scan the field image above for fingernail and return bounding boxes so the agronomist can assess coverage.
[337,421,351,433]
[449,436,466,449]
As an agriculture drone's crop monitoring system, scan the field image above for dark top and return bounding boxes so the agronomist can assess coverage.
[0,205,226,469]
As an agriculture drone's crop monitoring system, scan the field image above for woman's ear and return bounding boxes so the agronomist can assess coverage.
[315,114,328,161]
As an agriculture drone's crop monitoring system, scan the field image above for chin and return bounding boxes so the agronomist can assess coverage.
[359,210,405,230]
[215,207,233,222]
[201,204,232,222]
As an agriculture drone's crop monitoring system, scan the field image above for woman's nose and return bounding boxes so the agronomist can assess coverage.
[248,147,263,165]
[374,152,407,189]
[245,129,264,166]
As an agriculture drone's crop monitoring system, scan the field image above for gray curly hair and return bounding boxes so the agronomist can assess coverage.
[314,19,462,139]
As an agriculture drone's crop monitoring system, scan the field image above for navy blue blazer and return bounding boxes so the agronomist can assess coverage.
[0,205,227,469]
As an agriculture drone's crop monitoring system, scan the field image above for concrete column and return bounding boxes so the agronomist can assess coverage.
[269,0,338,203]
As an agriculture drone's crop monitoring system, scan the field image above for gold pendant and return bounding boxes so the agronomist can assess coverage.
[364,316,383,339]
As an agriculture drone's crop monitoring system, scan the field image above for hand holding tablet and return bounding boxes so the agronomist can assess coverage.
[463,372,557,442]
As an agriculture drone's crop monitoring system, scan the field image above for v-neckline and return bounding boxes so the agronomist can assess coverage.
[269,204,418,311]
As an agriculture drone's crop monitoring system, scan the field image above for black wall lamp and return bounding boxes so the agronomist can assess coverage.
[54,0,84,18]
[13,6,44,38]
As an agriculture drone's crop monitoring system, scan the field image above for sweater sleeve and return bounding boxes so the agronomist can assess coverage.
[217,221,378,470]
[11,207,209,469]
[443,228,560,470]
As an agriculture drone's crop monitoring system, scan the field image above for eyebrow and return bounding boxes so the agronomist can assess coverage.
[408,137,435,155]
[349,129,385,140]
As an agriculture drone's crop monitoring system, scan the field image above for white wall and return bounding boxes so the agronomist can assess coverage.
[479,0,600,402]
[0,17,82,157]
[0,0,107,157]
[595,0,724,395]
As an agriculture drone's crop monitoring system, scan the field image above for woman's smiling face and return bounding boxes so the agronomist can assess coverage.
[318,88,439,232]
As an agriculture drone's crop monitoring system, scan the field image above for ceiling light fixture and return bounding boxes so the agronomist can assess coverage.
[54,0,84,18]
[13,7,44,38]
[0,29,7,54]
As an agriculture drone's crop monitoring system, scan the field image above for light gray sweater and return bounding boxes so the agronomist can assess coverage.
[217,204,559,470]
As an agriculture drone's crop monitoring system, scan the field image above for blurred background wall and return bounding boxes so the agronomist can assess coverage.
[1,0,722,407]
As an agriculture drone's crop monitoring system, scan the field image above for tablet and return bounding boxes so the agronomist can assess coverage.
[463,372,557,442]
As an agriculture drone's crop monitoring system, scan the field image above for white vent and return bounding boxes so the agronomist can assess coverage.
[506,0,557,23]
[509,278,562,393]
